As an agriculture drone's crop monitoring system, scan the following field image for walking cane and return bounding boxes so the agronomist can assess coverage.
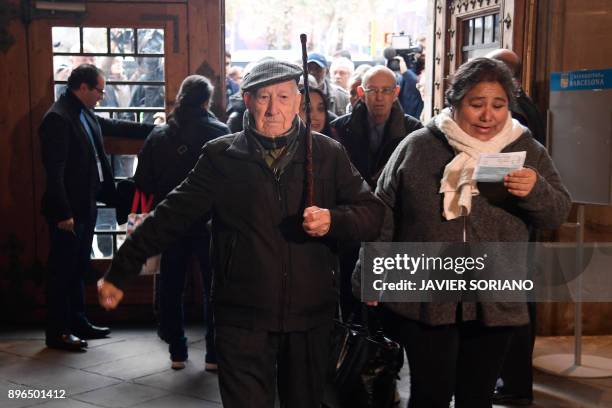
[300,33,314,207]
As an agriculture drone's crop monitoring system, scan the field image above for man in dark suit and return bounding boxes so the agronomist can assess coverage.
[40,64,154,351]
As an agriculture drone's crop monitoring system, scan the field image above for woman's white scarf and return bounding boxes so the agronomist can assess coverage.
[435,108,526,221]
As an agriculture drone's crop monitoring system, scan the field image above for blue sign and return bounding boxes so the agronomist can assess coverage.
[551,69,612,92]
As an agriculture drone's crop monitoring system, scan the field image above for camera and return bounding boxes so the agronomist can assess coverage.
[384,33,423,74]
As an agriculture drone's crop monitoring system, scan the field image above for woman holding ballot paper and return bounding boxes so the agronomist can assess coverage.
[361,57,571,407]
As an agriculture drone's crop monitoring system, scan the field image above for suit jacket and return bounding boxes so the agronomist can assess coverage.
[39,90,154,222]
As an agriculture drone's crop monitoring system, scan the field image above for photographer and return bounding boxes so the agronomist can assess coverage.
[384,36,424,118]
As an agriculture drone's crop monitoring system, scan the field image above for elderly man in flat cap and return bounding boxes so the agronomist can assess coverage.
[97,59,384,407]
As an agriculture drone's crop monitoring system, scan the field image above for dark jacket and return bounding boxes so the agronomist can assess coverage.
[134,109,230,207]
[39,90,154,222]
[226,92,246,133]
[330,100,422,189]
[397,69,424,118]
[320,110,338,138]
[513,87,546,146]
[323,78,350,117]
[356,120,571,326]
[105,120,385,331]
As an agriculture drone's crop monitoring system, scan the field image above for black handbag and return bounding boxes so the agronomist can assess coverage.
[324,308,402,408]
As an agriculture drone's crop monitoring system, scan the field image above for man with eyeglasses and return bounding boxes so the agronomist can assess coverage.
[39,63,154,351]
[330,65,422,321]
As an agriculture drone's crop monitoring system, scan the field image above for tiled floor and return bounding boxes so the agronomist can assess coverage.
[0,325,610,407]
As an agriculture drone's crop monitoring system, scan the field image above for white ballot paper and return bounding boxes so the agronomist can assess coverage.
[472,151,526,182]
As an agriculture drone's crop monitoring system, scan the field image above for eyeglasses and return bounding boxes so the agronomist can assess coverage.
[362,87,396,95]
[93,87,106,95]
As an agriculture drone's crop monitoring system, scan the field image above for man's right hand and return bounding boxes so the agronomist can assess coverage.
[366,301,378,307]
[395,56,408,74]
[97,279,124,310]
[57,218,75,232]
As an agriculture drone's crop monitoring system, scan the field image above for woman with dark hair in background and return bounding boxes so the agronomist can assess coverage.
[298,75,337,136]
[134,75,230,370]
[358,58,570,407]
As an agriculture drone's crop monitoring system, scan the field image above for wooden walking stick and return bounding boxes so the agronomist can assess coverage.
[300,33,314,206]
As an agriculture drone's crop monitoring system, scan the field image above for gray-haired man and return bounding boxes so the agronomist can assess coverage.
[97,59,383,407]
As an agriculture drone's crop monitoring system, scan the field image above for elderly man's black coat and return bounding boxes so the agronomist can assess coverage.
[39,90,154,223]
[105,125,384,331]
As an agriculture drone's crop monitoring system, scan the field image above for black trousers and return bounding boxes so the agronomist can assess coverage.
[215,323,333,408]
[386,314,513,408]
[498,302,536,398]
[45,209,96,338]
[157,233,215,363]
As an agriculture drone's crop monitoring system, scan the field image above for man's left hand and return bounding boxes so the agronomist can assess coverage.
[302,206,331,237]
[504,168,537,197]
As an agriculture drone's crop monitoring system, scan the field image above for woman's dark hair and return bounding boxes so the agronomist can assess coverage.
[445,57,516,109]
[167,75,214,130]
[298,82,334,136]
[67,64,103,90]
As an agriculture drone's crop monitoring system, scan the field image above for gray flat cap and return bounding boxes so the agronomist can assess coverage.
[241,59,303,92]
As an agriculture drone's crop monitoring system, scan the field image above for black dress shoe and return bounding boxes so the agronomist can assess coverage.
[46,334,88,351]
[492,392,533,406]
[73,324,111,339]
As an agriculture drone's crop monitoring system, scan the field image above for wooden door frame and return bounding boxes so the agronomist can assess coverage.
[27,2,190,271]
[429,0,535,116]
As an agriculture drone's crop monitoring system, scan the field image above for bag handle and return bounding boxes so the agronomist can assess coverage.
[140,191,154,213]
[130,189,141,214]
[130,189,154,214]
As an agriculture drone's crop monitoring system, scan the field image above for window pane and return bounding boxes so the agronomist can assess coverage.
[110,28,134,54]
[463,20,472,47]
[54,84,66,101]
[96,208,118,231]
[93,208,117,259]
[494,14,500,42]
[469,47,497,60]
[469,19,475,45]
[53,55,72,81]
[53,55,98,82]
[98,84,135,108]
[52,26,79,53]
[474,17,483,44]
[117,234,126,249]
[96,56,164,82]
[92,235,113,259]
[113,56,139,81]
[484,15,494,44]
[51,26,167,262]
[83,27,108,53]
[137,29,164,54]
[112,155,138,178]
[128,84,165,108]
[135,57,165,81]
